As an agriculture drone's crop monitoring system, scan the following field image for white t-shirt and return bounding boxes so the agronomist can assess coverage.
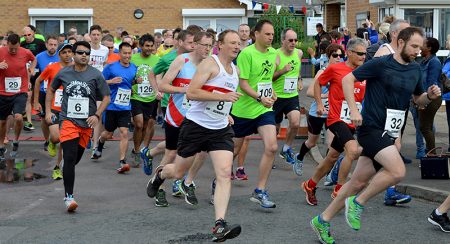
[90,44,109,72]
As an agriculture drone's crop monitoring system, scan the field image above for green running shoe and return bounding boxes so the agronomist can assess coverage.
[310,215,335,244]
[345,196,364,231]
[52,166,63,180]
[48,141,57,157]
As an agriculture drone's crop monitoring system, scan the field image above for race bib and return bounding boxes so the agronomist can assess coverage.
[257,82,273,98]
[54,89,63,108]
[283,77,297,93]
[114,88,131,106]
[137,83,154,97]
[321,98,329,113]
[204,91,232,119]
[384,109,406,138]
[340,101,362,124]
[182,95,191,109]
[43,80,48,92]
[67,96,89,118]
[5,77,21,93]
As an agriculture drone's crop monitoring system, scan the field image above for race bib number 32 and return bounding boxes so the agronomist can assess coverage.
[67,97,89,119]
[384,109,406,138]
[5,77,21,93]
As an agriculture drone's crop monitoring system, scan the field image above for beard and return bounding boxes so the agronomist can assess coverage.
[400,46,415,63]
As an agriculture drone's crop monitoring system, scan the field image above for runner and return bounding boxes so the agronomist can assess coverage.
[311,27,441,243]
[231,19,278,208]
[272,28,303,165]
[146,30,241,242]
[0,34,36,159]
[146,31,212,207]
[91,42,136,174]
[130,34,160,167]
[428,195,450,232]
[33,35,59,152]
[46,41,110,212]
[295,43,344,176]
[41,43,74,180]
[302,38,367,206]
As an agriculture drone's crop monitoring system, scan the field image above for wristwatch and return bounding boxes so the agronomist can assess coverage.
[256,96,262,103]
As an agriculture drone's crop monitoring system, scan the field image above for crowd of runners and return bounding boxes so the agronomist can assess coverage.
[0,17,449,243]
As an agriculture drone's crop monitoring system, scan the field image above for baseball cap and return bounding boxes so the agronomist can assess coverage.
[58,43,72,53]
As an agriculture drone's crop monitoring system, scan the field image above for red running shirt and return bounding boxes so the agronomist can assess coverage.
[0,47,35,96]
[318,62,366,129]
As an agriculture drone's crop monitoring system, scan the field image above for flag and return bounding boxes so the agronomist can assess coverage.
[289,6,294,13]
[252,1,257,9]
[276,5,282,14]
[263,3,269,11]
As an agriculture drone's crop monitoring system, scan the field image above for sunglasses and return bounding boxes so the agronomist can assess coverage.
[287,39,298,43]
[164,45,174,48]
[23,34,32,37]
[332,53,345,58]
[350,50,367,56]
[75,50,91,55]
[107,46,114,50]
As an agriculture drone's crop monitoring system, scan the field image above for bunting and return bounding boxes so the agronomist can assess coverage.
[241,0,311,15]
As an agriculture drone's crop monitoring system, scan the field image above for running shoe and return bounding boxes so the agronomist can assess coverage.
[250,189,276,208]
[157,115,164,125]
[324,156,342,186]
[146,166,165,198]
[0,147,6,161]
[64,194,78,212]
[90,149,102,160]
[212,219,241,242]
[155,189,169,207]
[117,162,130,174]
[180,179,198,205]
[172,179,183,197]
[279,147,295,164]
[323,173,335,187]
[345,196,364,230]
[210,178,216,205]
[235,168,248,180]
[384,187,412,206]
[48,141,57,157]
[302,181,318,206]
[52,166,63,180]
[10,142,19,158]
[428,210,450,233]
[44,141,49,151]
[311,215,335,244]
[23,121,35,131]
[130,149,141,168]
[140,147,153,175]
[293,153,303,176]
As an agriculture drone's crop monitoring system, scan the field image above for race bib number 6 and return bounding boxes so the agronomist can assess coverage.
[67,96,89,118]
[384,109,406,138]
[340,101,362,124]
[5,77,21,93]
[257,82,273,98]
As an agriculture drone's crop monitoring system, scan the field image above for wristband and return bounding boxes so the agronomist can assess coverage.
[256,96,262,103]
[426,93,432,101]
[94,114,100,119]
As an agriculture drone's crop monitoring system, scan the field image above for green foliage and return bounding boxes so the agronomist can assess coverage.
[296,37,315,59]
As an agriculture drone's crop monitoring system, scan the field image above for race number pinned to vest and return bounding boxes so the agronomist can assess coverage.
[257,82,273,98]
[67,96,89,118]
[137,82,154,97]
[182,95,191,110]
[5,77,21,93]
[54,88,63,108]
[340,101,362,124]
[114,88,131,106]
[384,109,406,138]
[283,77,297,93]
[204,91,232,119]
[321,98,329,113]
[43,80,48,92]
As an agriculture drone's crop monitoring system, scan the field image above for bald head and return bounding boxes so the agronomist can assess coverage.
[23,26,35,43]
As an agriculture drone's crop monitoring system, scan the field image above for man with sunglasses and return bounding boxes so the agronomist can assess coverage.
[0,34,36,160]
[101,35,120,65]
[157,37,174,57]
[47,41,110,212]
[129,34,160,167]
[272,28,303,167]
[302,38,367,206]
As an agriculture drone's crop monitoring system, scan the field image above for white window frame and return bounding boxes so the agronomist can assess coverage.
[182,8,246,30]
[28,8,93,34]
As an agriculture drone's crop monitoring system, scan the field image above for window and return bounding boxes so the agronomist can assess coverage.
[29,8,92,36]
[440,9,450,49]
[182,9,244,32]
[185,18,241,32]
[216,18,241,32]
[355,12,367,29]
[405,9,434,37]
[186,19,211,30]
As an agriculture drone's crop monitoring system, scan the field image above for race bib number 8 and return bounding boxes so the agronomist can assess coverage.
[283,77,297,93]
[137,83,154,97]
[257,82,273,98]
[67,97,89,118]
[5,77,21,93]
[114,88,131,106]
[384,109,406,138]
[54,89,63,108]
[204,91,232,119]
[340,101,362,124]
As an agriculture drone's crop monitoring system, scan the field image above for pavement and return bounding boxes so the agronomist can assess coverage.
[0,78,449,243]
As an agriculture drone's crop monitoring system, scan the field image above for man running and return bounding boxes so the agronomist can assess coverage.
[231,19,278,208]
[91,42,136,173]
[146,29,241,242]
[272,28,303,165]
[303,38,367,205]
[130,34,160,167]
[0,34,36,159]
[46,41,110,212]
[311,27,441,243]
[42,43,74,180]
[428,195,450,232]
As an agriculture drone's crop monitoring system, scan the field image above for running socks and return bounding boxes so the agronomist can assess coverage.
[97,139,105,152]
[298,142,310,161]
[307,179,317,188]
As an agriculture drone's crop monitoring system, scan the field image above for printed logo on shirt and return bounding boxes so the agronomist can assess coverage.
[66,80,92,97]
[287,59,298,71]
[259,60,274,78]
